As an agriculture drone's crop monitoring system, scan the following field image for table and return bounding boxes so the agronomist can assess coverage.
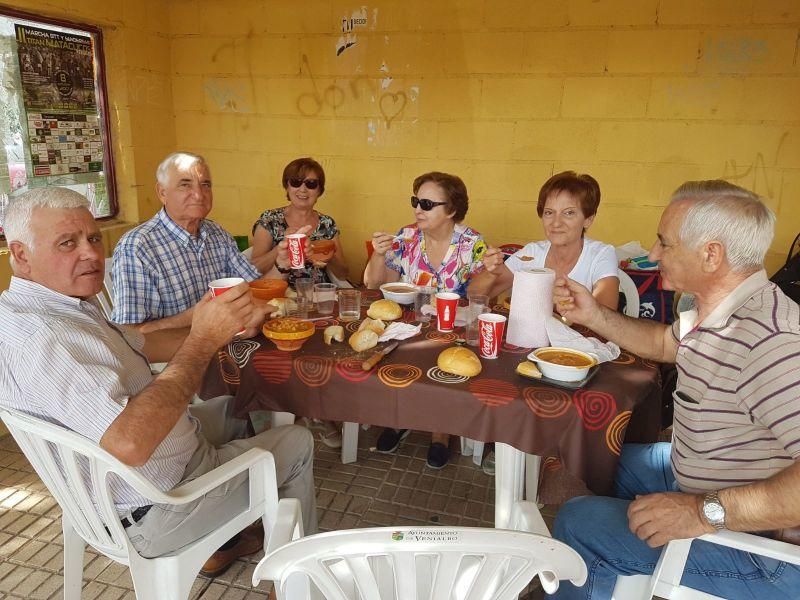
[201,292,662,527]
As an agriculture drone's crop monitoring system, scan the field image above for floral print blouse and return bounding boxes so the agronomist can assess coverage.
[384,223,486,298]
[252,206,339,285]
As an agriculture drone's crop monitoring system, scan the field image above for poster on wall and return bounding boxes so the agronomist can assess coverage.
[14,24,96,113]
[26,112,103,176]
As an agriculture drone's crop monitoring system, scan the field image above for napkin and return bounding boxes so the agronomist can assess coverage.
[506,268,555,348]
[420,304,470,326]
[543,316,620,363]
[378,321,422,342]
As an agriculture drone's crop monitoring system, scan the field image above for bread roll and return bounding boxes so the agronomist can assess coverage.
[358,317,386,336]
[349,329,379,352]
[367,299,402,320]
[267,297,295,317]
[515,361,542,379]
[437,347,482,378]
[324,325,344,345]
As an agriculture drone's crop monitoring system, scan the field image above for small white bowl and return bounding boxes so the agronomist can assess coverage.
[527,347,598,382]
[379,283,418,305]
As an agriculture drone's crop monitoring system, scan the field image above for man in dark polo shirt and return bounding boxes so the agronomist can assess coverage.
[548,180,800,600]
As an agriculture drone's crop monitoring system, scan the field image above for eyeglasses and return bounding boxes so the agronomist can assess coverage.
[288,178,320,190]
[411,196,447,211]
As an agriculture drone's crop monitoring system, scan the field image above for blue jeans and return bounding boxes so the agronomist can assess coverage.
[549,443,800,599]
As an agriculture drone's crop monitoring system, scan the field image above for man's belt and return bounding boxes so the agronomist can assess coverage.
[121,505,153,528]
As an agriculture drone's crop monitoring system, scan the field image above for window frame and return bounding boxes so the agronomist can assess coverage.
[0,4,119,234]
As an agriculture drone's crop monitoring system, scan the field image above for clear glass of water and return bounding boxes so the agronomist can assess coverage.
[295,278,314,305]
[314,283,336,315]
[414,286,437,322]
[287,297,310,319]
[465,293,489,346]
[338,289,361,322]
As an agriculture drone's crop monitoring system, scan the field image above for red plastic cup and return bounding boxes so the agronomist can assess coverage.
[286,233,307,269]
[478,313,507,359]
[435,292,459,332]
[208,277,246,334]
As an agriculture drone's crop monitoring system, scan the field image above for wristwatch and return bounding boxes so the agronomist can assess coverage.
[702,490,726,530]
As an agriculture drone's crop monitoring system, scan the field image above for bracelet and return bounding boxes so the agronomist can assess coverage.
[276,264,292,274]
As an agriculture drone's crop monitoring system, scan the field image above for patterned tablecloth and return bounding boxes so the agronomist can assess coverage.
[200,290,662,496]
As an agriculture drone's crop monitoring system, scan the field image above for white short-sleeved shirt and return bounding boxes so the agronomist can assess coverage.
[505,238,618,290]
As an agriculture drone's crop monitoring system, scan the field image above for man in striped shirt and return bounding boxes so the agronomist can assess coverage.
[0,188,316,577]
[111,152,299,333]
[549,180,800,599]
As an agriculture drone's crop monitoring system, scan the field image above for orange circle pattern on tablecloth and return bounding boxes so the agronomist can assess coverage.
[573,389,617,431]
[426,366,469,384]
[501,342,532,354]
[469,379,518,407]
[605,410,632,456]
[344,320,362,334]
[542,456,562,472]
[335,356,374,382]
[219,350,240,385]
[313,318,339,329]
[523,387,572,418]
[252,349,293,384]
[426,331,458,343]
[227,340,260,367]
[293,355,334,387]
[611,351,636,365]
[377,364,422,388]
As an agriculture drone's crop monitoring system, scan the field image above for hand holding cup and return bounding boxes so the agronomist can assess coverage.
[276,225,313,271]
[554,277,599,326]
[192,281,253,345]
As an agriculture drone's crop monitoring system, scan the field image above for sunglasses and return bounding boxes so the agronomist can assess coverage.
[411,196,447,211]
[288,178,320,190]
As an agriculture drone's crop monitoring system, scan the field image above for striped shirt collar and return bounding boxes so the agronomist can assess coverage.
[680,270,769,332]
[156,207,210,247]
[7,276,95,310]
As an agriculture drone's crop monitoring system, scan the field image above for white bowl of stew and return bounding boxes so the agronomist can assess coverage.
[527,347,598,382]
[379,282,418,305]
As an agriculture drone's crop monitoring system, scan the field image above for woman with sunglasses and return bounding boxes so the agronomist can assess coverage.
[251,157,348,286]
[364,171,487,469]
[470,170,619,310]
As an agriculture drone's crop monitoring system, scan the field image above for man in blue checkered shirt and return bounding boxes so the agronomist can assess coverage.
[111,152,284,332]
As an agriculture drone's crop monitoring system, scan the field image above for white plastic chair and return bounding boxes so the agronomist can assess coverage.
[253,500,587,600]
[0,407,283,600]
[613,530,800,599]
[618,268,640,318]
[94,258,114,320]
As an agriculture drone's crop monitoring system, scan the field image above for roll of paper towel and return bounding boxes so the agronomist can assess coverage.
[506,268,555,348]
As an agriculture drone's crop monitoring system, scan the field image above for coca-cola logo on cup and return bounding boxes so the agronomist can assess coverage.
[480,320,495,356]
[288,237,304,268]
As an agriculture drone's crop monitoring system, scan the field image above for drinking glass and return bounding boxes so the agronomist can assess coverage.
[295,278,314,305]
[338,289,361,322]
[465,293,489,346]
[287,297,309,319]
[314,283,336,315]
[414,286,437,322]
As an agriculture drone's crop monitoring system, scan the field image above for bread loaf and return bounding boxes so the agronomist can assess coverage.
[367,299,402,320]
[437,347,482,377]
[349,329,379,352]
[358,317,386,336]
[515,361,542,379]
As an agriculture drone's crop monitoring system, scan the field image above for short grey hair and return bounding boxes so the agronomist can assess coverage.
[4,187,89,249]
[671,180,775,272]
[156,152,208,186]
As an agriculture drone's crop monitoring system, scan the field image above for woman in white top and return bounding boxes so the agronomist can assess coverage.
[471,171,619,310]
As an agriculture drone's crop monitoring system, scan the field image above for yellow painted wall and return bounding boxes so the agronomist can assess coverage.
[169,0,800,277]
[3,0,800,289]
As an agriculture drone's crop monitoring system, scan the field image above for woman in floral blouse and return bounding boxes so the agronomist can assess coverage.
[364,171,487,469]
[251,157,348,286]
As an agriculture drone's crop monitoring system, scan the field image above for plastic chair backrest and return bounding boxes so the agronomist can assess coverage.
[94,258,114,320]
[365,239,374,261]
[617,268,640,318]
[254,526,587,600]
[0,407,161,562]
